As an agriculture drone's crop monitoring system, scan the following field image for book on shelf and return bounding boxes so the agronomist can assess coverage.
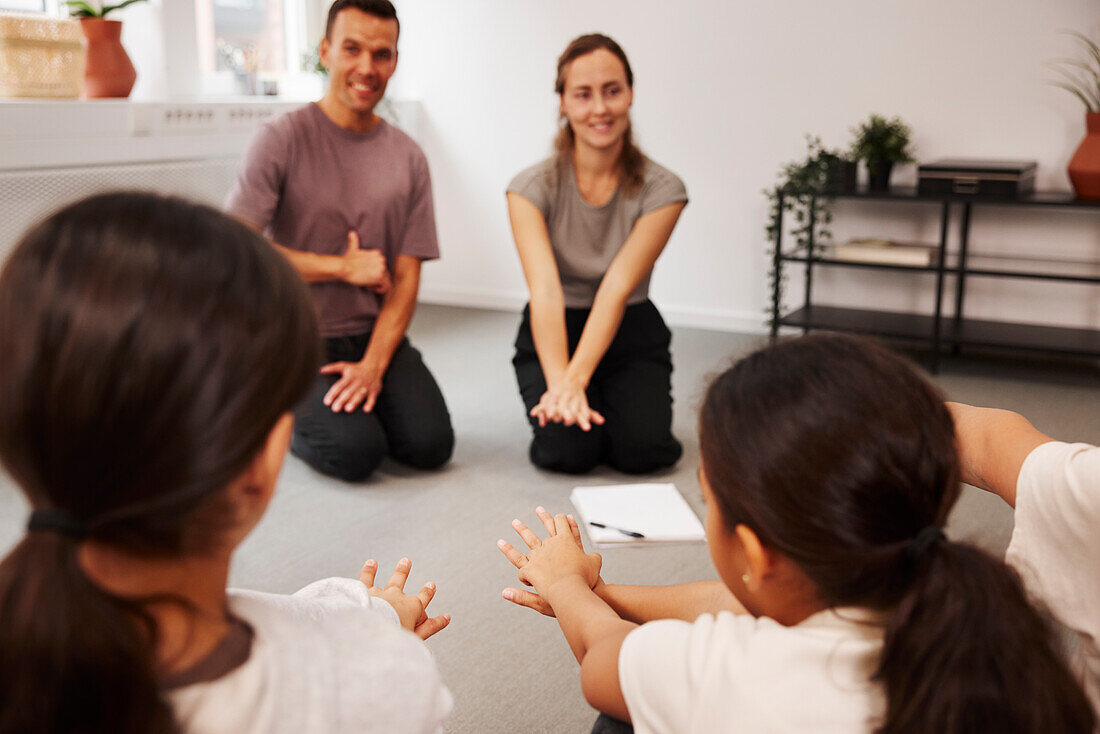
[829,238,936,267]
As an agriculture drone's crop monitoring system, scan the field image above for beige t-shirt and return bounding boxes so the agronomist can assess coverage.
[1007,441,1100,717]
[507,157,688,308]
[618,608,885,733]
[168,577,452,734]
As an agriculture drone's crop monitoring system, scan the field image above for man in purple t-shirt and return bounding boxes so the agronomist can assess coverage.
[224,0,453,481]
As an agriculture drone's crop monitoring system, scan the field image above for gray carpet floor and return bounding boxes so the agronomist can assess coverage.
[2,304,1099,733]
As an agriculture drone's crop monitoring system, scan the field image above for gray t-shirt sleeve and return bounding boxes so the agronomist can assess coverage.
[398,147,440,261]
[638,162,689,216]
[506,159,554,219]
[223,118,292,230]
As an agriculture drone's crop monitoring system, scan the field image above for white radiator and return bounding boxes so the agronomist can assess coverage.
[0,157,241,256]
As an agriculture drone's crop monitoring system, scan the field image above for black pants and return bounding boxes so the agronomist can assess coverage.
[291,333,454,481]
[513,300,682,475]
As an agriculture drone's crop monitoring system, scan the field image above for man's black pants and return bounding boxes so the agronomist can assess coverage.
[291,333,454,481]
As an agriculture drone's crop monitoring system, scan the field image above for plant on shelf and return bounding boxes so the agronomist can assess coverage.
[1050,31,1100,200]
[764,135,853,323]
[63,0,147,18]
[850,114,914,191]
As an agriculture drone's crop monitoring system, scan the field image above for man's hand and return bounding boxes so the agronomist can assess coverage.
[339,230,390,293]
[361,558,451,640]
[321,359,384,413]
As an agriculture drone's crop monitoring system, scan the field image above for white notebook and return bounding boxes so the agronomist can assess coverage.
[570,483,706,546]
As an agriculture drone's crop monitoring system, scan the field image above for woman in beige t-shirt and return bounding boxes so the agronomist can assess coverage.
[506,33,688,475]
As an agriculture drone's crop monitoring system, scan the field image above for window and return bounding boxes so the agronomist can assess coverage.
[195,0,317,96]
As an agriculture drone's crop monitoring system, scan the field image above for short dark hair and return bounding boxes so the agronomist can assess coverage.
[325,0,399,41]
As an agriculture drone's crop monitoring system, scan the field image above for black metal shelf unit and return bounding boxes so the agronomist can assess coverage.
[768,187,1100,370]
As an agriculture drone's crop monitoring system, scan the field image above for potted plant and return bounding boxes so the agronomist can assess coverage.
[1050,31,1100,200]
[765,136,851,323]
[850,114,914,191]
[64,0,146,98]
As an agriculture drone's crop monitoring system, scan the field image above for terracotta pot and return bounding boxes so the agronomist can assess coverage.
[79,18,136,99]
[1068,112,1100,200]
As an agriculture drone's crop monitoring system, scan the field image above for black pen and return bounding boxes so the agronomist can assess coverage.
[589,521,645,539]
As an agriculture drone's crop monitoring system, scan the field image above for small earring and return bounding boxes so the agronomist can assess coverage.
[741,573,750,584]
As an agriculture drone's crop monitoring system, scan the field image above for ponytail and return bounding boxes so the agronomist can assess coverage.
[0,192,319,734]
[876,541,1093,733]
[0,536,176,734]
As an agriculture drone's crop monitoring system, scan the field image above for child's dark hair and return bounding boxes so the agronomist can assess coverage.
[0,191,320,734]
[699,333,1094,733]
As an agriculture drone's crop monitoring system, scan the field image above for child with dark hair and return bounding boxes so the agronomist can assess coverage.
[0,192,451,734]
[499,334,1093,733]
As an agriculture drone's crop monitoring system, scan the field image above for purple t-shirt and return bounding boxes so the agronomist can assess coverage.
[225,103,440,337]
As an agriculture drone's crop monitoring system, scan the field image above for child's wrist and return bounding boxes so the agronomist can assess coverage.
[544,573,592,604]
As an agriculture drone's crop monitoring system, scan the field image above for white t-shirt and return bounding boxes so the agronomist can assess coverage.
[168,577,452,734]
[1007,440,1100,715]
[618,608,885,733]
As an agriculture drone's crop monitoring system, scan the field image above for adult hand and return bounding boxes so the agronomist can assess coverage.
[320,359,384,413]
[339,230,390,293]
[498,507,602,612]
[361,558,451,640]
[529,382,605,431]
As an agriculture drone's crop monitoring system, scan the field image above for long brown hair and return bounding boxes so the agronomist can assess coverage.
[554,33,647,197]
[0,191,320,734]
[699,334,1093,733]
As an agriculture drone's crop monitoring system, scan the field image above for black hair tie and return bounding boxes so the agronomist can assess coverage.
[27,509,89,541]
[905,525,945,561]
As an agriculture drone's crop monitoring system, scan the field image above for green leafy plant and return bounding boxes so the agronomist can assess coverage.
[850,114,915,170]
[1049,31,1100,112]
[64,0,146,19]
[764,135,850,322]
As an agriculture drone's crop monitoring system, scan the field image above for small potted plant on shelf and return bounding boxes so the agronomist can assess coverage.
[764,136,853,323]
[64,0,146,99]
[850,114,914,191]
[1050,31,1100,200]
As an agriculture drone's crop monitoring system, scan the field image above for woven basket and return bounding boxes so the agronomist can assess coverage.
[0,13,83,99]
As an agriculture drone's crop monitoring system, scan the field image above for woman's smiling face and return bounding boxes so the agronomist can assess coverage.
[559,48,633,154]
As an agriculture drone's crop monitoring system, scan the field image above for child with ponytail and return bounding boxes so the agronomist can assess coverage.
[0,192,451,734]
[499,334,1093,733]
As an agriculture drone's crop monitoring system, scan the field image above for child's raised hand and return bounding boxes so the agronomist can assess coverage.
[360,558,451,640]
[498,507,602,614]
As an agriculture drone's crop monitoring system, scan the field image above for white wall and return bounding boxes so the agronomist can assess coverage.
[390,0,1100,332]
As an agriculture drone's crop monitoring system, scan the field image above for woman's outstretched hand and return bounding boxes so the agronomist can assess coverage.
[361,558,451,640]
[498,506,603,616]
[530,382,605,432]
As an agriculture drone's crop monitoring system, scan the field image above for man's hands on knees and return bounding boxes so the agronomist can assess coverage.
[321,360,384,413]
[339,230,391,293]
[360,558,451,640]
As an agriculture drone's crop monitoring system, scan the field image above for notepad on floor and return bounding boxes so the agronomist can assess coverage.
[570,483,705,546]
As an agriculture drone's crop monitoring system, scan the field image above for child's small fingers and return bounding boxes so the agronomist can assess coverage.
[416,581,436,608]
[567,515,584,547]
[511,518,541,549]
[416,613,451,640]
[502,587,555,617]
[359,559,378,588]
[535,506,556,536]
[497,539,528,569]
[386,557,412,590]
[553,513,571,536]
